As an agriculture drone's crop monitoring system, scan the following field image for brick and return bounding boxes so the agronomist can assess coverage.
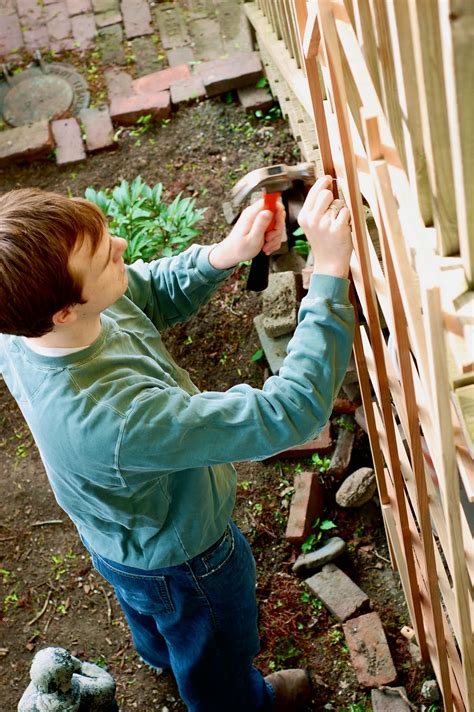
[237,85,273,113]
[166,46,195,67]
[371,687,411,712]
[305,564,369,622]
[79,106,115,151]
[216,0,254,54]
[50,37,76,52]
[170,75,206,104]
[327,420,356,480]
[109,91,171,125]
[23,25,50,51]
[270,421,333,460]
[51,119,86,164]
[71,13,96,49]
[189,17,224,61]
[66,0,91,15]
[153,3,190,50]
[132,64,191,95]
[91,0,118,11]
[0,14,24,56]
[121,0,152,39]
[0,121,53,165]
[285,471,324,545]
[95,10,121,27]
[182,0,214,19]
[332,397,358,414]
[46,1,72,41]
[0,0,15,13]
[343,612,397,687]
[16,0,43,22]
[195,51,263,97]
[105,68,133,99]
[97,23,124,64]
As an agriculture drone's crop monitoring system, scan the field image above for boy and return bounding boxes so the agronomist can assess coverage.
[0,176,354,711]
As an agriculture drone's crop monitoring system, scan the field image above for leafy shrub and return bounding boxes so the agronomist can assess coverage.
[85,176,206,264]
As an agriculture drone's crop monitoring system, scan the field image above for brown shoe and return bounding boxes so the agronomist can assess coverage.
[264,668,312,711]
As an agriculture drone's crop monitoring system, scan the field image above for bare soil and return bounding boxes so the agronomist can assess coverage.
[0,99,432,711]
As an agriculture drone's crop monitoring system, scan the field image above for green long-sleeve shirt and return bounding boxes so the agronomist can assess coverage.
[0,244,354,568]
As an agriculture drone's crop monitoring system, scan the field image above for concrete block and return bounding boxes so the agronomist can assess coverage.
[0,121,53,165]
[153,3,190,50]
[189,17,224,61]
[285,471,324,545]
[371,687,411,711]
[132,64,190,94]
[110,91,171,125]
[253,313,291,375]
[170,76,206,104]
[195,51,263,97]
[51,118,86,164]
[305,563,368,621]
[237,85,273,113]
[79,106,116,152]
[343,612,397,687]
[327,419,356,480]
[262,271,298,338]
[120,0,152,39]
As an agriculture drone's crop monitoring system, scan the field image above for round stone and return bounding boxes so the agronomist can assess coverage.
[3,75,74,127]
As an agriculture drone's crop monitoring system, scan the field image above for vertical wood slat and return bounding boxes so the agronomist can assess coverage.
[351,0,382,99]
[407,0,459,257]
[385,0,433,226]
[438,1,474,286]
[364,121,453,706]
[315,0,428,658]
[421,278,474,711]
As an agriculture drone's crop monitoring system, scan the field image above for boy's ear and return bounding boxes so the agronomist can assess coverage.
[52,304,77,327]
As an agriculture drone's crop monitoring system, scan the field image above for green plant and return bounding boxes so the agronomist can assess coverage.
[301,517,338,553]
[0,567,13,584]
[334,416,355,432]
[85,176,207,264]
[311,452,331,473]
[255,105,282,121]
[130,114,154,137]
[251,349,264,362]
[293,239,309,258]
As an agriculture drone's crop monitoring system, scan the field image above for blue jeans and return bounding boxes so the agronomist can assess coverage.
[85,521,274,711]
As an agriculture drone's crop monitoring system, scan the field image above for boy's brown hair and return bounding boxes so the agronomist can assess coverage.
[0,188,106,337]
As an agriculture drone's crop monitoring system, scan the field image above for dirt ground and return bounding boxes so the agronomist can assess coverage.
[0,98,435,711]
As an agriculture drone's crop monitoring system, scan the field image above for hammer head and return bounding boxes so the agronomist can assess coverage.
[223,162,315,224]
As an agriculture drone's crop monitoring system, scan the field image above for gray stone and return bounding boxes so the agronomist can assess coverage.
[153,3,190,49]
[104,68,133,99]
[97,23,125,64]
[327,420,356,480]
[355,404,368,433]
[91,0,118,13]
[421,680,440,703]
[253,313,291,375]
[216,0,254,54]
[237,85,273,113]
[305,563,368,621]
[18,647,117,712]
[371,687,411,712]
[95,10,122,28]
[189,17,224,61]
[292,537,346,575]
[130,36,166,76]
[121,0,152,39]
[335,467,377,508]
[183,0,215,20]
[262,271,298,338]
[166,46,195,67]
[272,249,306,274]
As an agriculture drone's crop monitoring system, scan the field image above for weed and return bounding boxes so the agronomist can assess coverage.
[300,590,324,614]
[0,567,13,584]
[130,115,154,137]
[255,105,282,122]
[301,517,337,553]
[311,452,331,473]
[3,590,18,613]
[251,349,264,362]
[334,416,355,432]
[90,655,108,669]
[85,176,206,263]
[293,239,309,258]
[239,480,252,491]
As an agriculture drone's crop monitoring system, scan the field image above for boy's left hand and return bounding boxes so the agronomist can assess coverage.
[209,199,286,270]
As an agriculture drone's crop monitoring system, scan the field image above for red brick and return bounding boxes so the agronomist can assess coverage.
[121,0,152,39]
[237,85,273,113]
[79,106,116,151]
[285,471,324,545]
[269,421,332,460]
[305,564,369,622]
[71,13,96,49]
[0,121,53,165]
[195,51,263,97]
[109,91,171,126]
[170,76,206,105]
[343,612,397,687]
[16,0,43,22]
[0,14,24,56]
[133,64,191,95]
[23,25,50,51]
[51,118,86,164]
[66,0,91,15]
[46,2,72,41]
[50,37,76,52]
[332,397,358,414]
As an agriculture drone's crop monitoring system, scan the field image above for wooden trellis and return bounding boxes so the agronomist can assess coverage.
[244,1,474,710]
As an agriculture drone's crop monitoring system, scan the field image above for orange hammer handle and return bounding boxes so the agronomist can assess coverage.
[263,191,281,231]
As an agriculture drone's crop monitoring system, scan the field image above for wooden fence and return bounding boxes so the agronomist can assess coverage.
[243,1,474,710]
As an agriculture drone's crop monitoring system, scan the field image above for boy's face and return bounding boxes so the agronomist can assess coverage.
[69,230,129,317]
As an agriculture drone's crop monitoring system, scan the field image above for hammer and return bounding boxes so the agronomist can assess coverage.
[223,163,315,291]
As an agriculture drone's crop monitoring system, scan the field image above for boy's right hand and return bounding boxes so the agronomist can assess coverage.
[298,175,353,278]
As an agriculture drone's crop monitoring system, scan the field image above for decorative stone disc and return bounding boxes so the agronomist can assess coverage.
[3,75,74,127]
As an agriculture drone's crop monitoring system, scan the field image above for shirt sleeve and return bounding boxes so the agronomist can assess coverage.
[117,274,355,475]
[124,244,234,331]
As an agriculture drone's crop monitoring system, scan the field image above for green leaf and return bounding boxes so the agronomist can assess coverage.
[256,77,268,89]
[293,226,305,236]
[320,519,337,531]
[251,349,264,362]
